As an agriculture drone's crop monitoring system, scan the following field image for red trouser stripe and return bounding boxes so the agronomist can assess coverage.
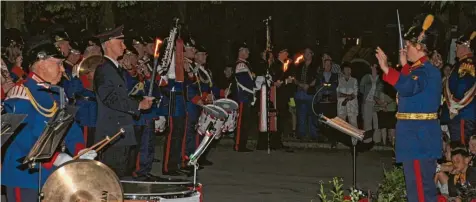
[461,120,465,145]
[413,160,425,202]
[83,126,88,145]
[235,102,244,151]
[196,133,200,148]
[181,113,189,168]
[15,187,21,202]
[163,117,174,172]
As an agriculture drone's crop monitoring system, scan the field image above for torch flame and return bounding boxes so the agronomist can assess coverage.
[283,59,290,72]
[153,38,163,58]
[295,55,304,64]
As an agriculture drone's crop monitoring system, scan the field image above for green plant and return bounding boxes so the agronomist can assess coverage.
[317,177,348,202]
[376,166,407,202]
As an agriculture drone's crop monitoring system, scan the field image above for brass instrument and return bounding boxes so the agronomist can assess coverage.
[72,55,104,91]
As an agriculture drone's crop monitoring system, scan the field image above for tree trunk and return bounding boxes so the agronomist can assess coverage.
[99,1,115,31]
[4,2,25,31]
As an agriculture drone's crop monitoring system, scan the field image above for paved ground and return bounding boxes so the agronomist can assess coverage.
[151,139,394,202]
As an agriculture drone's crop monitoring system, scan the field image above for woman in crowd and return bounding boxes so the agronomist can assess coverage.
[336,62,358,127]
[375,86,397,146]
[359,63,383,145]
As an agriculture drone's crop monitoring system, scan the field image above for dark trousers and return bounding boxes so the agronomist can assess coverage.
[296,99,318,138]
[449,119,476,145]
[6,187,38,202]
[82,126,96,148]
[133,121,156,177]
[184,104,200,163]
[162,116,185,173]
[235,102,251,151]
[402,159,437,202]
[100,145,137,179]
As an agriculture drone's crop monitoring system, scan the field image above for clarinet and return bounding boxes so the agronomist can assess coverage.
[148,18,180,97]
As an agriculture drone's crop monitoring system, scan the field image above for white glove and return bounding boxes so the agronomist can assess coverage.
[155,116,167,132]
[78,149,97,160]
[53,153,73,167]
[255,76,265,89]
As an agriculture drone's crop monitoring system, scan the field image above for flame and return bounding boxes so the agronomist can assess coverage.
[153,38,163,58]
[283,59,290,72]
[294,55,304,64]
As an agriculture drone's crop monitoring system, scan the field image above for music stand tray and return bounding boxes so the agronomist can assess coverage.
[21,106,76,166]
[1,113,28,147]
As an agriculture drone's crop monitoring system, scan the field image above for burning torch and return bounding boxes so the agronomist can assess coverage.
[148,38,163,97]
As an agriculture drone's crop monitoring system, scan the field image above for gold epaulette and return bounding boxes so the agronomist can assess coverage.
[458,59,475,77]
[6,85,29,100]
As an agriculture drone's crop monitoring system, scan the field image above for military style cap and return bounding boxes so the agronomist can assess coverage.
[196,44,207,53]
[182,32,196,48]
[95,25,125,43]
[403,14,434,45]
[69,41,82,55]
[4,28,25,46]
[456,27,476,49]
[273,44,288,54]
[23,35,65,67]
[52,30,70,43]
[80,29,100,46]
[235,41,248,52]
[123,38,138,55]
[125,27,144,45]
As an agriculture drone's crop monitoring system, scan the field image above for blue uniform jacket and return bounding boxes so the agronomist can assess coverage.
[124,72,161,125]
[445,55,475,121]
[233,59,254,103]
[1,73,85,188]
[62,64,97,127]
[383,56,442,162]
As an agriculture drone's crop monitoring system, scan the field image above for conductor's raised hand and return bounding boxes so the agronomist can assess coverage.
[375,47,389,74]
[399,48,408,67]
[139,96,154,110]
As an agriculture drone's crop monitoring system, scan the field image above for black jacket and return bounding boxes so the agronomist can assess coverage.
[94,57,139,146]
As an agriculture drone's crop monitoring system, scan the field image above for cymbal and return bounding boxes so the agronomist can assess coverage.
[41,159,123,202]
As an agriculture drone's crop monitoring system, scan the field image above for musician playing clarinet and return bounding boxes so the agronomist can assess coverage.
[233,42,254,152]
[375,14,441,202]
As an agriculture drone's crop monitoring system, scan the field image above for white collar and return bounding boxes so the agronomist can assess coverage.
[104,55,119,68]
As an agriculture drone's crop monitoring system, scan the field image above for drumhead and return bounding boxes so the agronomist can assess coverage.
[215,98,239,111]
[121,181,194,200]
[208,105,228,120]
[202,104,228,120]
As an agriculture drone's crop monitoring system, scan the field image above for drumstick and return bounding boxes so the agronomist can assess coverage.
[72,138,108,160]
[73,128,125,160]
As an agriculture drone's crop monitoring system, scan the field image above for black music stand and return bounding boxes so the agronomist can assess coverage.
[1,113,28,147]
[318,114,373,188]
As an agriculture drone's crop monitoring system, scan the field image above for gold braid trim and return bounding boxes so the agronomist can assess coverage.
[24,87,58,117]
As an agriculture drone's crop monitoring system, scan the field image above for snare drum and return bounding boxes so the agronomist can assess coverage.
[205,105,227,138]
[122,181,201,202]
[196,105,227,136]
[214,99,239,133]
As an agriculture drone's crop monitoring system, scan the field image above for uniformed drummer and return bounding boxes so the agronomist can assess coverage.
[193,44,215,166]
[233,42,254,152]
[1,35,95,201]
[444,28,475,145]
[375,14,442,202]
